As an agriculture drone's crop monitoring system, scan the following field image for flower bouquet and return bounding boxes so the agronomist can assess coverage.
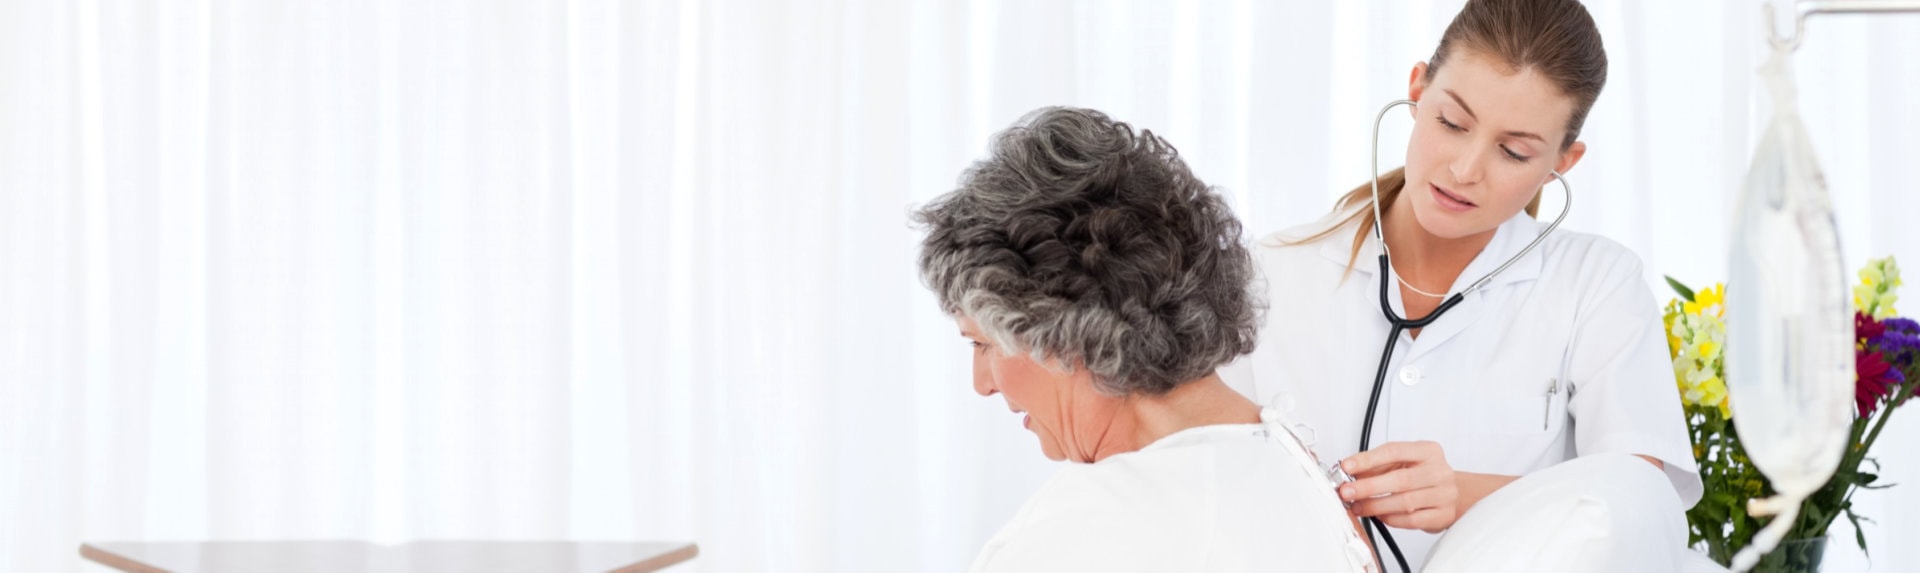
[1668,257,1918,570]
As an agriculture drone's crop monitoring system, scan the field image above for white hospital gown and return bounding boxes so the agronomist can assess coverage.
[967,406,1376,573]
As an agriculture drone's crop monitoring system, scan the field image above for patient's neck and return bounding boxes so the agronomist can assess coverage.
[1088,373,1260,462]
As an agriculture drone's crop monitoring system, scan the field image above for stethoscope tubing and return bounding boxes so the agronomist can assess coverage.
[1355,99,1574,573]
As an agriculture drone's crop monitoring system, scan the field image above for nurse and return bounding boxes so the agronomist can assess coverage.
[1221,0,1701,567]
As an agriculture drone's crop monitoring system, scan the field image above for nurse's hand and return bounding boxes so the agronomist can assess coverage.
[1337,441,1461,533]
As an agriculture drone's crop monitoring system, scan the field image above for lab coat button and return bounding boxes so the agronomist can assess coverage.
[1399,367,1422,386]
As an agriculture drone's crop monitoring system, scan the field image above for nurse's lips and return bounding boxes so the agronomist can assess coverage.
[1431,183,1477,212]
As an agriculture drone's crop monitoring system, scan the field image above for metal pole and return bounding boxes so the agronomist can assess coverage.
[1799,0,1920,16]
[1770,0,1920,51]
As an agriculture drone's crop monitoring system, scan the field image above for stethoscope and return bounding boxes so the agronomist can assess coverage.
[1355,99,1573,572]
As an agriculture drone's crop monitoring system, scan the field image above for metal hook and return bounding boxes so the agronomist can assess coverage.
[1764,3,1806,52]
[1766,0,1920,53]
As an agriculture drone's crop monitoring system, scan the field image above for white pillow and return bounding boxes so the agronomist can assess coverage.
[1422,453,1692,572]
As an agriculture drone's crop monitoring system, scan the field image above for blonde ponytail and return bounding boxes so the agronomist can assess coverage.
[1281,167,1406,276]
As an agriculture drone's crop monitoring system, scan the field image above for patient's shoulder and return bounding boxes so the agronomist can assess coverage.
[969,450,1217,571]
[970,427,1365,572]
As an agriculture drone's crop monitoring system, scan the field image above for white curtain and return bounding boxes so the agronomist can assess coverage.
[3,1,1916,571]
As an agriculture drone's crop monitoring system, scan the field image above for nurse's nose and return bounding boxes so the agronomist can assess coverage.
[1450,145,1488,185]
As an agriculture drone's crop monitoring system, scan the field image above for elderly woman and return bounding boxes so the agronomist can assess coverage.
[913,107,1378,572]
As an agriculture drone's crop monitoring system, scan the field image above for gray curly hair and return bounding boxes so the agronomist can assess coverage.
[913,107,1262,397]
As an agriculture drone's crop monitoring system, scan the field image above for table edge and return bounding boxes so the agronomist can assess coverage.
[609,542,699,573]
[79,543,170,573]
[80,541,698,573]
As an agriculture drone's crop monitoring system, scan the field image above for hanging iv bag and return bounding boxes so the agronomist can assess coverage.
[1723,34,1856,573]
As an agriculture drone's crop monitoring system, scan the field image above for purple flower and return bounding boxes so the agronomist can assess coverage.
[1870,315,1920,370]
[1875,329,1920,360]
[1872,319,1920,406]
[1883,317,1920,335]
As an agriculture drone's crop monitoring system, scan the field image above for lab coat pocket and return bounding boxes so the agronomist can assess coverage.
[1472,377,1571,436]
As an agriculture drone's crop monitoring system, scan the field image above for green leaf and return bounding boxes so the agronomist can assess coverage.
[1846,508,1871,556]
[1804,504,1828,535]
[1666,275,1697,302]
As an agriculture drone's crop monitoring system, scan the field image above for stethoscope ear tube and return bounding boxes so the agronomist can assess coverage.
[1368,100,1573,299]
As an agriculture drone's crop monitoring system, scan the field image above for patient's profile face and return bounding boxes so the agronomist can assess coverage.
[957,316,1118,462]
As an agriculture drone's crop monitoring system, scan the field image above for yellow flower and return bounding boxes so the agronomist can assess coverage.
[1663,280,1735,419]
[1855,256,1903,319]
[1697,340,1721,362]
[1668,300,1730,417]
[1684,284,1726,318]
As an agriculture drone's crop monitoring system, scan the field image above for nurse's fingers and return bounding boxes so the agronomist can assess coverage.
[1339,462,1450,501]
[1347,486,1445,518]
[1377,506,1456,534]
[1340,440,1445,476]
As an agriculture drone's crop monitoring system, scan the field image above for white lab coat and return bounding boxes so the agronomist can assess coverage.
[1219,210,1703,569]
[967,405,1376,573]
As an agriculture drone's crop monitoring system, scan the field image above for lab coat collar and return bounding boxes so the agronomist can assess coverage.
[1447,213,1548,293]
[1311,211,1550,364]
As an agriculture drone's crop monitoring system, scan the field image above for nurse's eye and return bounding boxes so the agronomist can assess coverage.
[1436,115,1466,133]
[970,341,989,352]
[1500,144,1531,162]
